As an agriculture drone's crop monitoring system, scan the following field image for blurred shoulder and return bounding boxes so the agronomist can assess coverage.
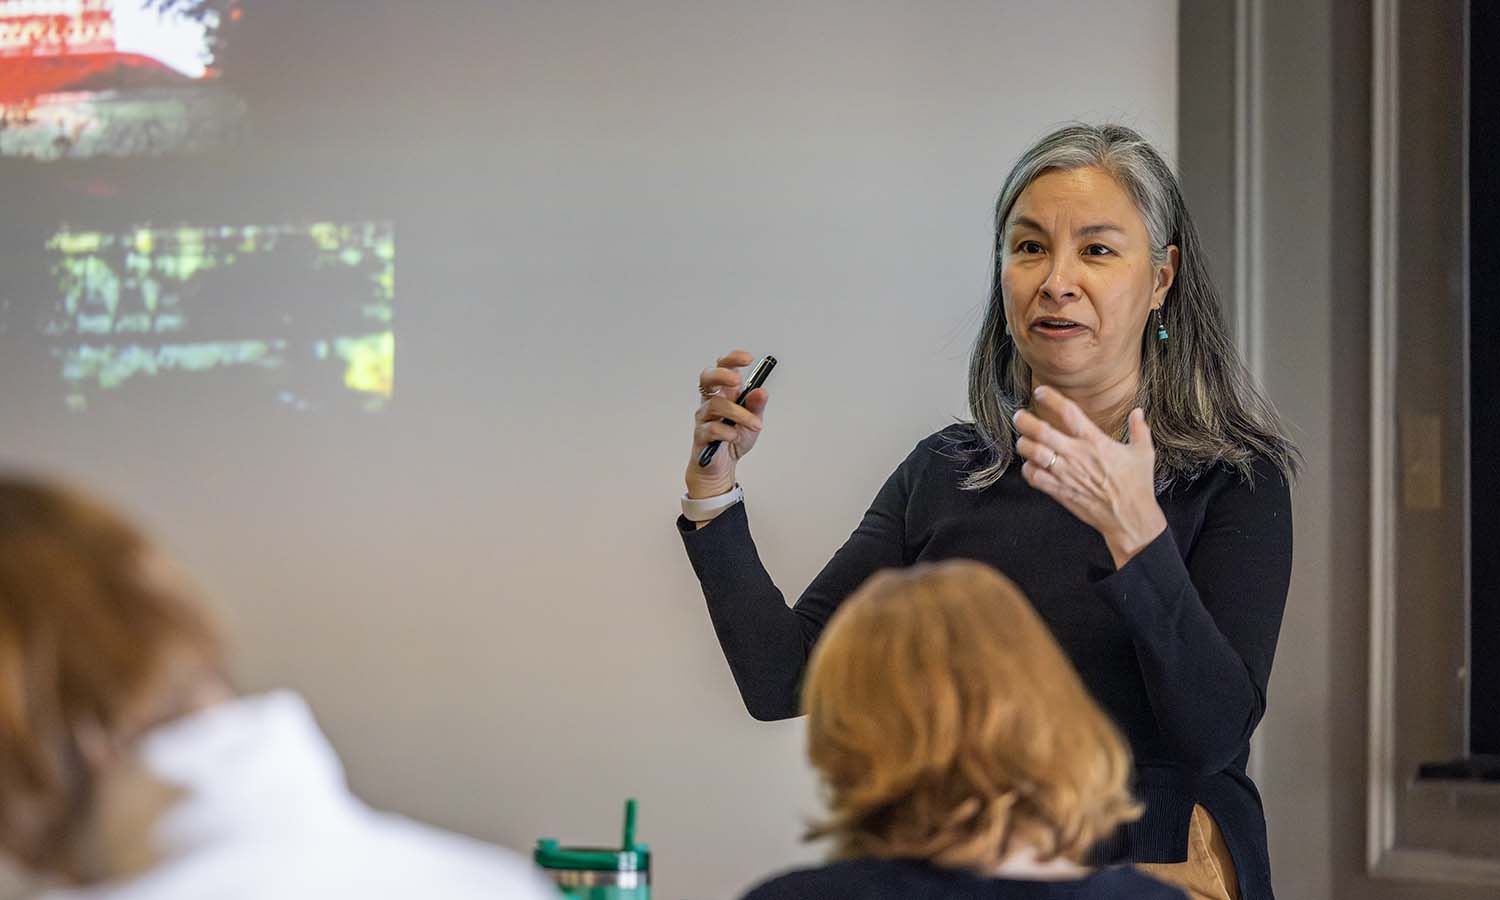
[362,814,557,899]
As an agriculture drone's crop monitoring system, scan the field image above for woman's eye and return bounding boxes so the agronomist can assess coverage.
[1016,240,1044,254]
[1084,244,1113,256]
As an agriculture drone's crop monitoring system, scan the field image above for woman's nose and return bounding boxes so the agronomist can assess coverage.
[1040,258,1081,302]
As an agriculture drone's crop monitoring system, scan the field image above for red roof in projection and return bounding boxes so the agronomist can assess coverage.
[0,4,198,105]
[0,52,180,104]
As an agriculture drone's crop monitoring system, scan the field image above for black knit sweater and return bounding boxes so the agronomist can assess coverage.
[678,424,1293,900]
[741,859,1186,900]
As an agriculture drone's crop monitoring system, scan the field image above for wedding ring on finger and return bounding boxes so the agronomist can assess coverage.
[699,384,722,400]
[1045,450,1060,471]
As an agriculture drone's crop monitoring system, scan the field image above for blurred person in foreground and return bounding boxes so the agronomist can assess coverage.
[741,561,1186,900]
[0,476,553,900]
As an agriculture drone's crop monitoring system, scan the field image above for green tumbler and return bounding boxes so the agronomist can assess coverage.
[535,799,650,900]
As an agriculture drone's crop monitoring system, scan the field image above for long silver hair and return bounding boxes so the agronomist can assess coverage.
[962,123,1298,491]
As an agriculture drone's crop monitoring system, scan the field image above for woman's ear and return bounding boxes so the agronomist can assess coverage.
[1153,245,1180,302]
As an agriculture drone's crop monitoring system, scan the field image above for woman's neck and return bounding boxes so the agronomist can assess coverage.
[1032,366,1140,434]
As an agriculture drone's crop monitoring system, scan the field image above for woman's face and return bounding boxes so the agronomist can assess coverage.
[1000,166,1178,393]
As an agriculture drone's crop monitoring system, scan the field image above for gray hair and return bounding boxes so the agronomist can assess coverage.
[961,123,1299,491]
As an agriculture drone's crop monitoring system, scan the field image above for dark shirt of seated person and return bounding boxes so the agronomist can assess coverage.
[740,561,1185,900]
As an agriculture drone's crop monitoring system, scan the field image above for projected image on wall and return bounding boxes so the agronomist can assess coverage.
[33,220,394,412]
[0,0,244,160]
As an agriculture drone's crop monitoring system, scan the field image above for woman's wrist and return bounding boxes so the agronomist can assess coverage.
[686,482,734,500]
[1104,505,1168,569]
[682,484,743,522]
[684,470,737,500]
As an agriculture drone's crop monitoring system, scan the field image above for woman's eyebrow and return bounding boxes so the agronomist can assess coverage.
[1007,216,1127,238]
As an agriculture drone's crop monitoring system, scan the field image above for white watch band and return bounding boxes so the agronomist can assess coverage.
[681,484,744,522]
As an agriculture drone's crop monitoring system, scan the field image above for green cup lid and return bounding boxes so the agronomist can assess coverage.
[534,840,650,871]
[534,799,649,872]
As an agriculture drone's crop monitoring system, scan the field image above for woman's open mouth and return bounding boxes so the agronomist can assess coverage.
[1029,317,1087,338]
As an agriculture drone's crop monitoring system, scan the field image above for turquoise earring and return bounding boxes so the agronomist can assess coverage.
[1155,308,1169,342]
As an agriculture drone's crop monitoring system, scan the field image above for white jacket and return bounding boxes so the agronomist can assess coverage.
[19,692,555,900]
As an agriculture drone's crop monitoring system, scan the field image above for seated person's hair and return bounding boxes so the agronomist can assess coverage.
[801,560,1141,871]
[0,478,225,875]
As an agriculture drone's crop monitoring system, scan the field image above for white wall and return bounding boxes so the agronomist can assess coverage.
[1,3,1176,896]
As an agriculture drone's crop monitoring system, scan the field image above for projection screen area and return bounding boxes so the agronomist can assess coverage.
[0,2,1175,895]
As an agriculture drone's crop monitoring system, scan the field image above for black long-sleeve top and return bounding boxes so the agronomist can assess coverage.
[740,859,1186,900]
[679,425,1293,900]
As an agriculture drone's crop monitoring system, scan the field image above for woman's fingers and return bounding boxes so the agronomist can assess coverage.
[1020,458,1055,490]
[1016,410,1112,498]
[1023,458,1105,518]
[698,365,744,398]
[692,355,767,453]
[694,420,741,449]
[1012,408,1077,454]
[1127,407,1154,450]
[696,394,764,430]
[697,350,756,395]
[1018,435,1086,493]
[715,350,756,370]
[1021,459,1078,504]
[1031,385,1104,441]
[1014,434,1058,466]
[686,350,762,495]
[741,387,770,417]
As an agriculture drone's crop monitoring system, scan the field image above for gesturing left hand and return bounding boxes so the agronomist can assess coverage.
[1013,385,1169,569]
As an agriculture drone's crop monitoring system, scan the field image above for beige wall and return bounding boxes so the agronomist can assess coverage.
[1181,1,1500,897]
[0,4,1176,898]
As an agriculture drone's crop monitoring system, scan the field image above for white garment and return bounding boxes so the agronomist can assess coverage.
[22,692,556,900]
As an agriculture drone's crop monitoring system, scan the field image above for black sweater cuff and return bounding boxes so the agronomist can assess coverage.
[1087,527,1192,633]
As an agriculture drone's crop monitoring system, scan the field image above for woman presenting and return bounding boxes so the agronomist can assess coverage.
[677,124,1297,900]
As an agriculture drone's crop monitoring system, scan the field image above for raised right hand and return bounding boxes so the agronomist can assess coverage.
[685,350,770,499]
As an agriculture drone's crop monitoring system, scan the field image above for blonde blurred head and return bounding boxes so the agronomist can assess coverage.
[802,560,1140,872]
